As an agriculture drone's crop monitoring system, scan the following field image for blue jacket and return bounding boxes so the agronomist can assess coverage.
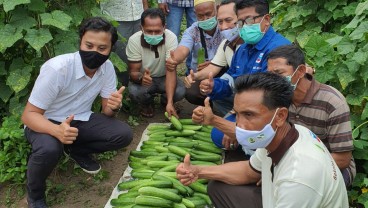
[209,26,291,100]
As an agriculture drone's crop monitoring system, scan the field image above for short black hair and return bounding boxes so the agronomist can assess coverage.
[267,45,305,71]
[218,0,236,13]
[235,0,269,15]
[141,8,166,27]
[79,17,118,46]
[234,72,293,110]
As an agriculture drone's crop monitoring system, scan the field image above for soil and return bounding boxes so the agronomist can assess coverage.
[0,99,198,208]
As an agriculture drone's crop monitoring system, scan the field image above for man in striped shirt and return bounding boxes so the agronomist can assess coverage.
[267,45,355,187]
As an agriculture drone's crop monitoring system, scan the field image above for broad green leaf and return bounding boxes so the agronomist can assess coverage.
[90,7,104,17]
[0,61,6,75]
[356,1,368,16]
[344,16,365,29]
[40,10,72,31]
[353,149,368,160]
[360,64,368,85]
[352,51,368,65]
[324,1,345,12]
[336,65,355,90]
[350,21,368,40]
[357,192,368,208]
[344,60,360,74]
[332,9,345,20]
[9,95,25,117]
[301,2,318,17]
[336,38,356,55]
[0,24,23,53]
[314,66,335,83]
[24,28,52,51]
[63,5,85,27]
[28,0,45,12]
[295,30,312,48]
[317,10,332,24]
[291,19,303,28]
[6,58,33,93]
[325,36,343,46]
[362,104,368,120]
[8,8,37,31]
[53,30,78,55]
[354,140,368,149]
[53,42,77,56]
[3,0,30,12]
[109,52,127,72]
[284,5,300,22]
[352,128,360,140]
[343,2,359,16]
[0,80,13,102]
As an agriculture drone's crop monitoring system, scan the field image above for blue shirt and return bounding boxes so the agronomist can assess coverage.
[179,22,223,71]
[209,26,291,100]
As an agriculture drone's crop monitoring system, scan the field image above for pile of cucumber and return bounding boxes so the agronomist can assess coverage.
[110,113,223,208]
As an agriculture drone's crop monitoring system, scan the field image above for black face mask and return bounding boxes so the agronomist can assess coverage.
[79,50,109,70]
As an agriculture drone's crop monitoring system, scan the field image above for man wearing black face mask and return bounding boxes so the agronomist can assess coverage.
[21,17,133,208]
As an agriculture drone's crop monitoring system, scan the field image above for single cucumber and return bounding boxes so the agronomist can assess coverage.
[154,146,170,153]
[146,155,168,161]
[191,160,217,166]
[154,163,178,174]
[130,150,159,158]
[173,203,187,208]
[201,125,213,133]
[188,181,207,194]
[195,131,211,137]
[135,195,173,208]
[157,171,177,178]
[118,179,151,191]
[142,140,165,145]
[138,186,182,203]
[147,124,170,131]
[182,198,196,208]
[192,134,212,143]
[197,47,206,64]
[182,125,202,131]
[179,118,196,125]
[110,197,136,206]
[166,130,196,137]
[186,197,207,207]
[131,171,154,179]
[149,131,168,138]
[165,112,183,131]
[147,128,169,135]
[168,145,190,157]
[129,180,173,192]
[117,191,140,199]
[195,144,223,154]
[147,161,179,168]
[169,141,196,148]
[193,192,212,205]
[152,175,188,195]
[191,153,222,162]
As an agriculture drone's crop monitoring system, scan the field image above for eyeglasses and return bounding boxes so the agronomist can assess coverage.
[236,15,265,28]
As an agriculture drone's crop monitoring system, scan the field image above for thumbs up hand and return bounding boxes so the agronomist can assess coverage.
[58,115,78,144]
[166,50,179,72]
[184,69,196,88]
[142,68,153,86]
[107,86,125,113]
[199,72,214,95]
[192,97,214,126]
[176,154,199,185]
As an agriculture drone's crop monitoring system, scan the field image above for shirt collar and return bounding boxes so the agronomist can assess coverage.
[268,123,299,165]
[254,26,276,50]
[302,77,320,104]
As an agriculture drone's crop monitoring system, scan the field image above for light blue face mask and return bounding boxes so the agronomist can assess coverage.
[239,16,265,44]
[220,27,239,42]
[144,33,164,45]
[198,16,217,31]
[285,66,301,90]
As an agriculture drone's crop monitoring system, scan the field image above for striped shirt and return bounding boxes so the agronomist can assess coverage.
[157,0,193,7]
[289,78,355,183]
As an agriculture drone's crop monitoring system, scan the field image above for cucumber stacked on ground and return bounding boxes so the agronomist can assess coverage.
[110,112,223,208]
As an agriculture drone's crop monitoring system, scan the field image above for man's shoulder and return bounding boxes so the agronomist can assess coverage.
[312,81,348,108]
[43,52,78,70]
[128,31,143,43]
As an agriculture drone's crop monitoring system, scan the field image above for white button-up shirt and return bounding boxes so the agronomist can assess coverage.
[29,52,117,122]
[100,0,144,22]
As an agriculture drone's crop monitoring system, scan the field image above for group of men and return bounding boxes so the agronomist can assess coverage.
[22,0,354,207]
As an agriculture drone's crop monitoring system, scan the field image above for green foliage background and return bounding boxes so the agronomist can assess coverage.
[0,0,367,207]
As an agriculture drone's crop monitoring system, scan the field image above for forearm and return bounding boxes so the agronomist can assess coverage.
[197,161,258,185]
[173,46,190,64]
[165,70,176,104]
[142,0,148,10]
[210,115,236,138]
[331,151,352,169]
[195,64,221,80]
[22,111,59,137]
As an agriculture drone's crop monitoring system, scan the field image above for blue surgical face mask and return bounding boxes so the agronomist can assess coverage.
[285,66,300,90]
[220,27,239,42]
[144,33,164,45]
[239,16,265,44]
[198,16,217,31]
[235,108,279,150]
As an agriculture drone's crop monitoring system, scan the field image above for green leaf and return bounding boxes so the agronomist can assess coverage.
[344,16,365,29]
[40,10,72,31]
[0,80,13,103]
[332,9,345,20]
[344,60,360,74]
[357,192,368,207]
[109,52,127,72]
[324,1,345,12]
[6,58,33,93]
[362,104,368,120]
[360,64,368,85]
[314,66,335,83]
[0,24,23,53]
[352,128,360,140]
[353,149,368,160]
[336,38,356,55]
[355,1,368,16]
[0,61,6,75]
[295,30,312,48]
[8,8,37,31]
[3,0,30,12]
[291,19,303,28]
[52,30,78,56]
[336,64,355,90]
[325,36,343,46]
[352,51,368,65]
[28,0,45,12]
[350,21,368,40]
[343,2,359,16]
[317,10,333,24]
[24,28,53,51]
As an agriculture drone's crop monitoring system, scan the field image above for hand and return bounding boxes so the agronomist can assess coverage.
[192,97,214,125]
[107,86,125,112]
[57,115,78,144]
[222,134,238,150]
[166,51,179,72]
[158,3,169,15]
[176,154,199,186]
[142,68,153,86]
[199,71,214,95]
[166,102,178,119]
[184,69,196,88]
[197,61,210,71]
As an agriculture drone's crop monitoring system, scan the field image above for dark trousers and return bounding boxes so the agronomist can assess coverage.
[25,113,133,200]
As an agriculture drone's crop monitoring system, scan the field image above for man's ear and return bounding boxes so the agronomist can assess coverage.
[296,64,307,79]
[264,14,271,26]
[275,107,289,128]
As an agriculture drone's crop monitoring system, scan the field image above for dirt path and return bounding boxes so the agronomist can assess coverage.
[0,99,197,208]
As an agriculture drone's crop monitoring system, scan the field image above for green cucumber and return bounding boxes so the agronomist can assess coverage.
[135,195,173,208]
[138,186,182,203]
[188,181,207,194]
[165,130,196,137]
[110,197,136,206]
[118,179,152,191]
[168,145,190,157]
[182,125,202,131]
[130,150,159,158]
[193,192,212,205]
[165,112,183,131]
[147,124,170,131]
[147,161,179,168]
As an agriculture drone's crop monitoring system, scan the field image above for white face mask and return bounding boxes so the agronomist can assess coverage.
[285,66,300,90]
[220,27,239,42]
[235,108,279,150]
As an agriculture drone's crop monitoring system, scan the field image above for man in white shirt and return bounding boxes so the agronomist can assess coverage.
[177,72,348,208]
[21,17,133,208]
